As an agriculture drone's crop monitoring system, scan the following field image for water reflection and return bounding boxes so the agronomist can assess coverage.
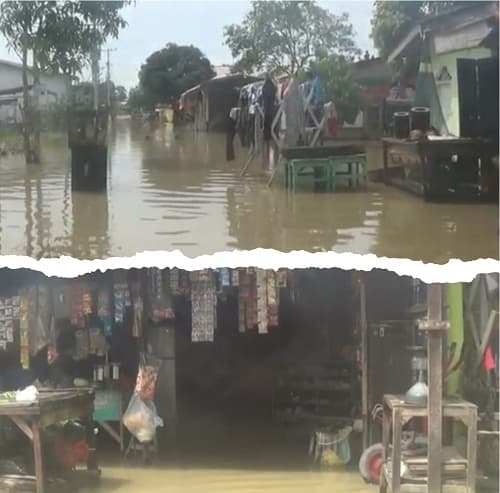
[0,117,497,261]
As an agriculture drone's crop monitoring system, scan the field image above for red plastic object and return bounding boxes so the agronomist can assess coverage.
[368,454,383,482]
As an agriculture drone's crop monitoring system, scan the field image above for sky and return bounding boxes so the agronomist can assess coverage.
[0,0,375,90]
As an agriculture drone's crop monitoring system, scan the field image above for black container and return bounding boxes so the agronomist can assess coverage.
[71,144,107,191]
[393,112,410,139]
[411,106,430,132]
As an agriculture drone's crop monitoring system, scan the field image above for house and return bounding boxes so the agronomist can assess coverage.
[0,59,70,124]
[386,1,499,140]
[180,73,261,132]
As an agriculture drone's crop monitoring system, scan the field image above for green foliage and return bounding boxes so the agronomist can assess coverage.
[224,0,360,75]
[127,85,147,110]
[371,1,465,59]
[114,85,128,102]
[137,43,215,107]
[296,56,361,125]
[0,1,129,76]
[317,56,361,125]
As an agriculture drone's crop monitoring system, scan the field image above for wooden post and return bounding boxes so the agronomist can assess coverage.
[32,419,44,493]
[421,284,447,493]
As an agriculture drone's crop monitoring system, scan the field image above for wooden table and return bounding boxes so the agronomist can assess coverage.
[381,394,477,493]
[381,137,498,201]
[0,389,97,493]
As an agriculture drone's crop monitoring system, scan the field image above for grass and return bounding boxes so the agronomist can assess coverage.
[0,128,65,155]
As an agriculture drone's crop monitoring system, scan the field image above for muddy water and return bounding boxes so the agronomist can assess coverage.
[0,117,497,261]
[87,418,373,493]
[89,466,372,493]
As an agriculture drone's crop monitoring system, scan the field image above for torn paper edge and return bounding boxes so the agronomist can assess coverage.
[0,250,497,284]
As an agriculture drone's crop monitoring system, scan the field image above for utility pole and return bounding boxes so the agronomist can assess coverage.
[91,46,100,112]
[103,48,116,109]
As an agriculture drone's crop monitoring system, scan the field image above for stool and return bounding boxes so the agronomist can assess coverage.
[287,158,335,192]
[125,433,158,465]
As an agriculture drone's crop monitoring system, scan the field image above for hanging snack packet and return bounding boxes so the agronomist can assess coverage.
[134,353,161,401]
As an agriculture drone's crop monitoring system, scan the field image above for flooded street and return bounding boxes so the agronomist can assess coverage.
[0,117,497,261]
[90,465,372,493]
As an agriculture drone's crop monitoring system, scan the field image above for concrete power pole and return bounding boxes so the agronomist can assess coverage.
[91,45,100,112]
[103,48,116,109]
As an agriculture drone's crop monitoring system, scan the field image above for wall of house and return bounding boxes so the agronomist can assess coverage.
[431,46,492,136]
[0,62,69,116]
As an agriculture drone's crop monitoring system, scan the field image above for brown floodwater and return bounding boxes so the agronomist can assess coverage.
[0,117,497,261]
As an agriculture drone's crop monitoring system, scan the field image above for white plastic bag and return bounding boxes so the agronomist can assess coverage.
[122,394,163,443]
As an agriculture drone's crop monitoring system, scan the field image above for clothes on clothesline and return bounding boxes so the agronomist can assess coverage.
[282,78,305,147]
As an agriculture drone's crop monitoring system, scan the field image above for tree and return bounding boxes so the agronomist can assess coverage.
[127,86,146,111]
[114,85,128,102]
[315,55,361,125]
[224,1,360,75]
[0,1,129,164]
[137,43,215,108]
[370,1,469,59]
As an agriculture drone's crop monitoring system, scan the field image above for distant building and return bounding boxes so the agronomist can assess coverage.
[0,59,70,124]
[180,73,261,132]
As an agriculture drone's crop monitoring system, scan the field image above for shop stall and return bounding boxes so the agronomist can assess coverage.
[0,267,421,482]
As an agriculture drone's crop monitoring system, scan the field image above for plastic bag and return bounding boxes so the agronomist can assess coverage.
[134,353,161,401]
[122,394,163,443]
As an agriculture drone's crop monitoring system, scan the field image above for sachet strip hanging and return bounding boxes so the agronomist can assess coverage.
[256,269,268,334]
[191,269,216,342]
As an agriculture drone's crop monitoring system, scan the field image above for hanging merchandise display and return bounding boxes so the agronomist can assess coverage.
[231,269,240,287]
[52,283,71,319]
[47,317,58,364]
[191,269,217,342]
[97,288,112,337]
[266,270,279,328]
[134,353,161,401]
[169,268,179,294]
[89,325,107,356]
[148,268,175,322]
[113,281,130,324]
[70,283,85,328]
[277,269,288,288]
[131,281,144,338]
[81,286,93,316]
[74,329,90,361]
[32,285,51,356]
[256,269,268,334]
[19,290,30,369]
[0,296,17,350]
[238,269,258,332]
